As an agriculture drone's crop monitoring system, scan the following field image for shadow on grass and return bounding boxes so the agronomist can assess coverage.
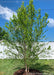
[13,62,54,73]
[13,67,22,70]
[30,63,54,73]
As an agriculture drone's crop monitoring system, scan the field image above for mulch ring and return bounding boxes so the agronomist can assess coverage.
[14,68,42,75]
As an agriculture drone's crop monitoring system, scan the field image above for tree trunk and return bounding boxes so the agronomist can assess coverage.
[25,64,27,72]
[28,66,29,72]
[23,41,28,72]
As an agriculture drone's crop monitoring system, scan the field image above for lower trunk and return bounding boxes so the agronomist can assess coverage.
[28,67,29,72]
[23,41,28,72]
[25,64,27,72]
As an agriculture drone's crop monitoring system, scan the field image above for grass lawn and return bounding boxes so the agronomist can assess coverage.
[0,59,54,75]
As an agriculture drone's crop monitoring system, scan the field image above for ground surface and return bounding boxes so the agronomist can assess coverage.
[14,68,42,75]
[0,59,54,75]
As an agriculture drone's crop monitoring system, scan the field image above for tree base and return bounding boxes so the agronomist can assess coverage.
[13,68,42,75]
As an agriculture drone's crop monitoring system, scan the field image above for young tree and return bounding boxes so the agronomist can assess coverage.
[4,0,49,72]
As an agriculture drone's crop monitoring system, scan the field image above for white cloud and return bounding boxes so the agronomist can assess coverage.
[47,18,54,27]
[0,5,17,20]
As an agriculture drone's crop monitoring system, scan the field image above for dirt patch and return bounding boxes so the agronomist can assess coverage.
[13,68,42,75]
[0,72,5,75]
[13,68,25,75]
[23,72,42,75]
[23,69,42,75]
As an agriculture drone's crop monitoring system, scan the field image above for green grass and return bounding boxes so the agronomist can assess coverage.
[0,59,24,75]
[0,59,54,75]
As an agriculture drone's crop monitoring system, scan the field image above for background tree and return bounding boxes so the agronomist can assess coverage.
[0,27,8,41]
[4,0,50,72]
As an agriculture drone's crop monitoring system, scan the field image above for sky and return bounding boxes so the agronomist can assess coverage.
[0,0,54,41]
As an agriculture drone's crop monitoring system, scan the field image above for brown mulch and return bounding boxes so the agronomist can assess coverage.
[13,68,42,75]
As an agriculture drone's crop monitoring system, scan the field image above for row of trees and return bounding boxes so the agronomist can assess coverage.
[0,0,50,72]
[0,27,8,41]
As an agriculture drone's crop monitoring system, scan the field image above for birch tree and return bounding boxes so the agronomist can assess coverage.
[4,0,49,72]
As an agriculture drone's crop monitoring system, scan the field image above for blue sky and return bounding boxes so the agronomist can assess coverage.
[0,0,54,41]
